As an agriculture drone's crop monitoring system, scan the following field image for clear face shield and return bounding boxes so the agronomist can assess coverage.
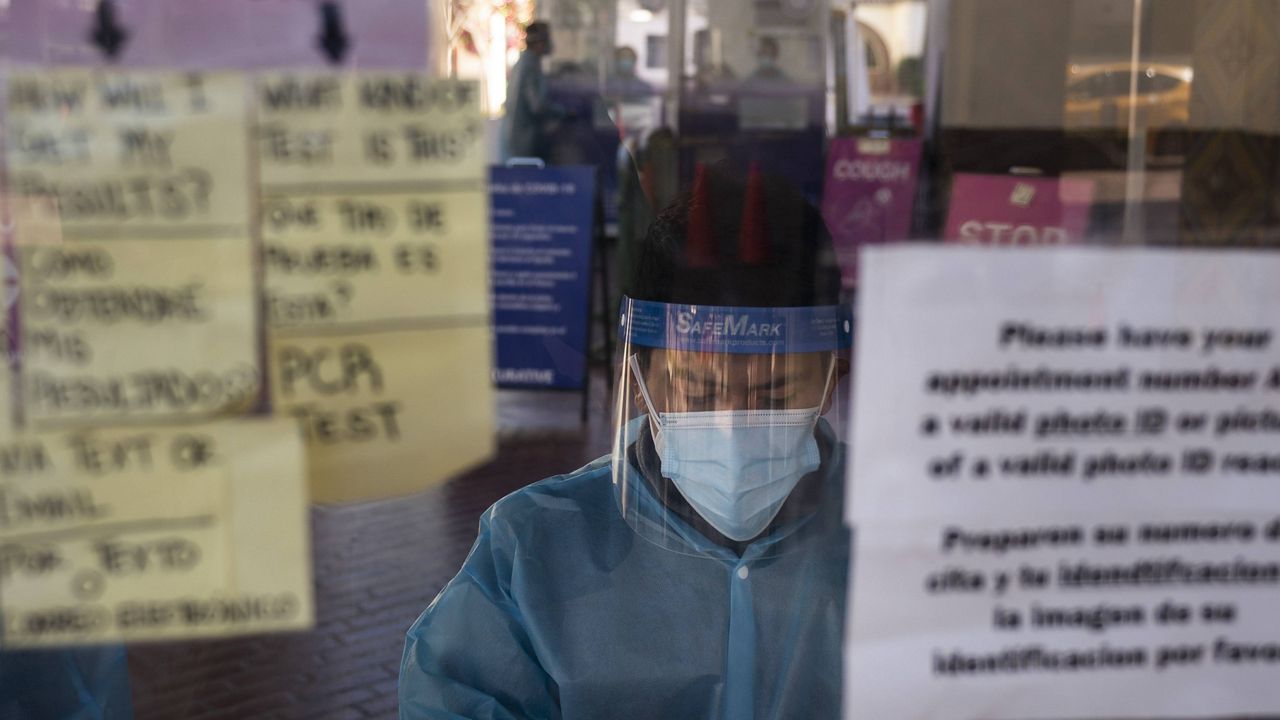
[611,297,853,558]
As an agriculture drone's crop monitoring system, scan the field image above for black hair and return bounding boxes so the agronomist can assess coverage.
[525,21,550,43]
[623,163,841,308]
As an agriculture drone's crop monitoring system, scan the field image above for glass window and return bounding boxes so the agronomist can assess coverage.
[3,1,1278,717]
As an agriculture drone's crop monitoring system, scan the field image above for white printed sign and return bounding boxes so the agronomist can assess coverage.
[846,246,1280,719]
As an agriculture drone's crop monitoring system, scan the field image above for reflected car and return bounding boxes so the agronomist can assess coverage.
[1059,61,1187,159]
[1064,63,1192,130]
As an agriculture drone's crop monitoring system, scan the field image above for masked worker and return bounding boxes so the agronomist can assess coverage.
[400,162,851,719]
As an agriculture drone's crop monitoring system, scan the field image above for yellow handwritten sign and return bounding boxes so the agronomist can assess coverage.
[7,71,249,236]
[0,420,312,648]
[257,74,483,187]
[259,74,493,502]
[261,190,489,328]
[268,326,494,503]
[17,240,259,426]
[6,70,259,428]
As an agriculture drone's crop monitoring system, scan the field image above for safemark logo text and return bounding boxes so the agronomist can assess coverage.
[675,312,783,338]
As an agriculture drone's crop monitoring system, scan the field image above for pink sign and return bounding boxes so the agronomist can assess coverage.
[0,0,427,69]
[944,173,1096,245]
[820,137,922,288]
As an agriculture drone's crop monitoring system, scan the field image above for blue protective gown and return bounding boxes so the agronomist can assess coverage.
[0,646,134,719]
[399,422,849,719]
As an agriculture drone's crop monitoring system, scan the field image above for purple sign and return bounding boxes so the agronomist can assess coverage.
[0,0,427,69]
[944,174,1096,245]
[820,137,921,288]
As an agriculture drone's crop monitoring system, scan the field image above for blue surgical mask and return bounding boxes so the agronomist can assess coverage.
[656,408,822,541]
[632,356,832,542]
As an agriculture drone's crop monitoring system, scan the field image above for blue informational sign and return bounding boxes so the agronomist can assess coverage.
[490,165,596,389]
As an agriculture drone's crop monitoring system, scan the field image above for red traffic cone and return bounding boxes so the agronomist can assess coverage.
[686,162,716,267]
[737,161,770,265]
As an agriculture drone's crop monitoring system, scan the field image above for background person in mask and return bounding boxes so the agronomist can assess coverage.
[504,21,566,161]
[607,46,654,101]
[606,45,659,147]
[400,162,850,719]
[747,36,790,83]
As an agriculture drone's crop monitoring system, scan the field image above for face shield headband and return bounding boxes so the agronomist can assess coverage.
[619,298,854,356]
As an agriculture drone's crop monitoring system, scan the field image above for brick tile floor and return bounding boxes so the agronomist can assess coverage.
[128,378,614,719]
